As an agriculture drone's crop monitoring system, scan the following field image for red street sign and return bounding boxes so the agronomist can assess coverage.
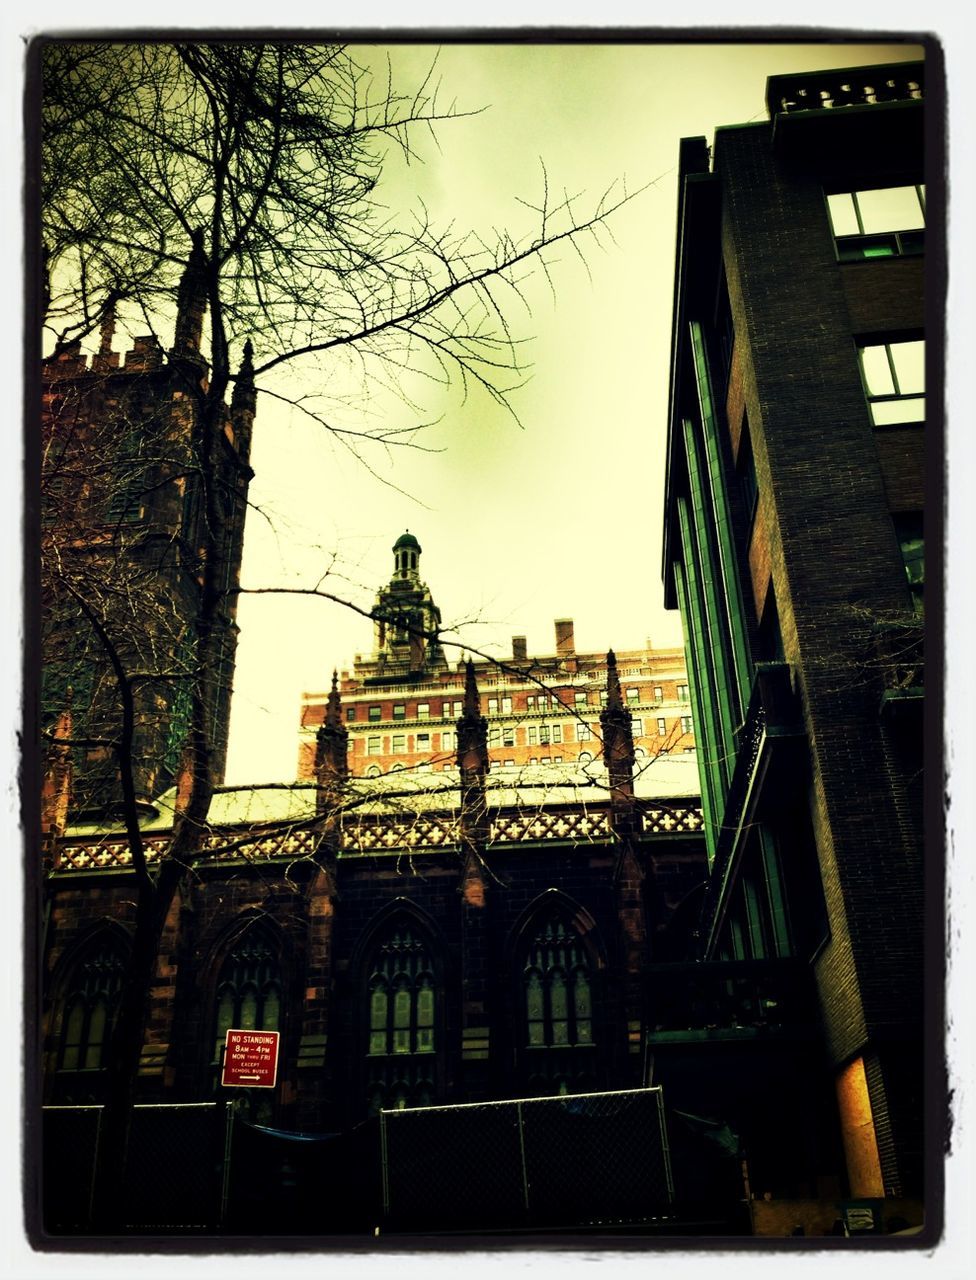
[221,1029,280,1089]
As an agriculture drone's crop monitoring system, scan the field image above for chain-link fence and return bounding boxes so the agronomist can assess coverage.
[42,1105,102,1233]
[122,1103,224,1230]
[43,1089,678,1236]
[380,1087,674,1232]
[42,1102,224,1234]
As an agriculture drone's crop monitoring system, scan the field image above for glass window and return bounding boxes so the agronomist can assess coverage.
[346,706,356,722]
[631,716,643,736]
[894,513,924,607]
[417,703,430,721]
[502,727,515,747]
[521,914,595,1055]
[213,928,281,1069]
[393,704,405,721]
[551,724,562,744]
[528,725,538,745]
[859,339,925,425]
[826,185,925,259]
[365,922,437,1114]
[368,705,381,722]
[392,734,405,754]
[489,727,501,747]
[677,684,689,700]
[539,726,550,746]
[57,937,126,1075]
[653,685,663,700]
[681,715,693,734]
[501,696,513,715]
[625,687,640,704]
[527,695,535,711]
[488,698,498,715]
[416,732,430,750]
[657,718,667,737]
[574,691,587,708]
[367,736,382,755]
[440,729,454,751]
[576,723,591,743]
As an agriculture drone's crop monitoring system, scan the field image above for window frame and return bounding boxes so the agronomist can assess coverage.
[858,337,925,427]
[825,183,925,261]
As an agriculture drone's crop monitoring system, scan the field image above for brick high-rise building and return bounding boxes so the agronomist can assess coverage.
[662,58,934,1213]
[299,532,696,782]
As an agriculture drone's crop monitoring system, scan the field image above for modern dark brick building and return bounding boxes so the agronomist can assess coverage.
[661,58,935,1218]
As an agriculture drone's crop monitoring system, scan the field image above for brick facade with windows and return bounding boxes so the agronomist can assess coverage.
[298,534,696,781]
[662,59,934,1209]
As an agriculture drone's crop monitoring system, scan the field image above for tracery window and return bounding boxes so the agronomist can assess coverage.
[364,921,438,1115]
[213,927,282,1068]
[519,911,598,1096]
[57,935,127,1077]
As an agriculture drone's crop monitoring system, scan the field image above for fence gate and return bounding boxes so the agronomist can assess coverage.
[379,1087,674,1233]
[42,1102,223,1234]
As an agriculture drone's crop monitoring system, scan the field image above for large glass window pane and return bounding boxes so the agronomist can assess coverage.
[871,396,925,426]
[526,972,545,1046]
[83,998,107,1070]
[263,986,280,1032]
[550,973,569,1045]
[240,987,258,1029]
[574,973,592,1044]
[61,1000,85,1070]
[859,345,895,396]
[892,340,925,394]
[857,185,924,233]
[826,192,859,236]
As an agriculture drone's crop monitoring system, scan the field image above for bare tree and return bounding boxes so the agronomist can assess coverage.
[38,38,646,1223]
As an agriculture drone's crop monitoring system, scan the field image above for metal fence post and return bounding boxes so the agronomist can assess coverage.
[516,1100,530,1214]
[219,1098,237,1228]
[87,1106,102,1228]
[380,1112,390,1219]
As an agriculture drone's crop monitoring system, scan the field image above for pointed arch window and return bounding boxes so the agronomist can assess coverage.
[523,914,594,1049]
[364,920,439,1114]
[519,910,599,1096]
[213,927,282,1067]
[57,935,127,1076]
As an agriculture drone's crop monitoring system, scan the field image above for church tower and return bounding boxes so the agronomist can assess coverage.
[40,235,255,815]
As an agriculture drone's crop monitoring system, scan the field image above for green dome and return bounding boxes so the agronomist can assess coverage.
[393,530,421,552]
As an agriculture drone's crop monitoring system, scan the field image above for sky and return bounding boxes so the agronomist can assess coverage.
[223,38,924,785]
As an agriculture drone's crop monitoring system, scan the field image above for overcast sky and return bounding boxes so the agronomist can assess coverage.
[224,38,924,784]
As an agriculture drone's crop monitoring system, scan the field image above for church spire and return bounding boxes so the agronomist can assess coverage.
[172,228,208,360]
[457,660,489,907]
[315,670,349,803]
[600,650,636,824]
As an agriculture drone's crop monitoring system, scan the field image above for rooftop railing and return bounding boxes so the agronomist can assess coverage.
[767,64,924,117]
